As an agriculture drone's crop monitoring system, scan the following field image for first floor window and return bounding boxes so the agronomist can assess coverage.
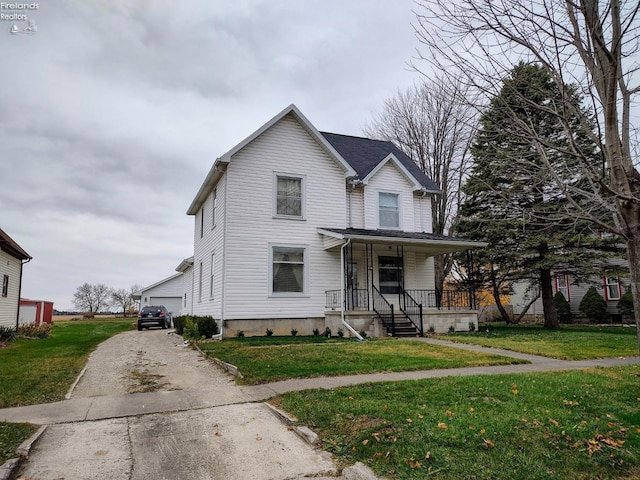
[555,273,569,301]
[271,246,305,294]
[2,275,8,297]
[198,262,203,302]
[275,175,303,217]
[184,293,187,307]
[210,253,215,299]
[604,277,621,300]
[379,192,400,228]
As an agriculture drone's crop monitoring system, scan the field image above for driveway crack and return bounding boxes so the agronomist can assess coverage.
[125,417,135,480]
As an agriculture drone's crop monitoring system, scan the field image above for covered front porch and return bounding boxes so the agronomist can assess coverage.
[318,228,486,337]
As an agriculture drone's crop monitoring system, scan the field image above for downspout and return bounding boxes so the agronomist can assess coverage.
[16,257,31,329]
[341,239,364,341]
[212,169,228,341]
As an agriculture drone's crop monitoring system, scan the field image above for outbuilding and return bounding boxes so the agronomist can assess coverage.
[19,298,54,326]
[133,273,183,317]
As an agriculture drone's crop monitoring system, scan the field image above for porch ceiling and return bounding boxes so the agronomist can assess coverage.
[317,227,487,254]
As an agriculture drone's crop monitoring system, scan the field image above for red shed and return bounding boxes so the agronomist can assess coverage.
[19,299,54,326]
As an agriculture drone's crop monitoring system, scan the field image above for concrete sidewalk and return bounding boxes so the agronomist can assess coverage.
[1,337,638,426]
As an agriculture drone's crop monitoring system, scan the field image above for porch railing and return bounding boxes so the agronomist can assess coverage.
[405,289,475,310]
[372,285,395,336]
[325,289,368,310]
[400,289,423,336]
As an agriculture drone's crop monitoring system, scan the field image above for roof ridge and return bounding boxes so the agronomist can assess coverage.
[320,131,391,144]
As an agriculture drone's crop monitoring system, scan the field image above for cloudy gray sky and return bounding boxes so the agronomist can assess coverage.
[1,0,427,311]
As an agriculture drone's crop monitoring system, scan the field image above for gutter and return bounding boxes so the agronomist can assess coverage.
[340,239,363,341]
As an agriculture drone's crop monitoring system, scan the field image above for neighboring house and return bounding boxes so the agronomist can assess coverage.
[0,228,31,330]
[133,273,184,316]
[511,260,631,321]
[19,299,54,326]
[184,104,485,337]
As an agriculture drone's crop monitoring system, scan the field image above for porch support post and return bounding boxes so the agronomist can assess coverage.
[467,249,475,309]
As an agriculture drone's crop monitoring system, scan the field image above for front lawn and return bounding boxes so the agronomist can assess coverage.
[0,318,134,408]
[440,324,639,360]
[197,336,526,385]
[0,422,37,464]
[277,365,640,480]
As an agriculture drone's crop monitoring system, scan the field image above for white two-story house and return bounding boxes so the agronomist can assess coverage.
[183,105,485,337]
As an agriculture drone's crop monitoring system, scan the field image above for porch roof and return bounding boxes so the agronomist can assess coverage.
[317,227,487,254]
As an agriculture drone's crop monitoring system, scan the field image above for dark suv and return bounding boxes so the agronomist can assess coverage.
[137,305,172,331]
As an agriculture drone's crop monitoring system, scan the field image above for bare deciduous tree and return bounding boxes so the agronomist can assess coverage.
[72,283,112,314]
[364,76,477,291]
[414,0,640,349]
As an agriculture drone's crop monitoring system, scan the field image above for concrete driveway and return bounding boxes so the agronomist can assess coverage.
[14,329,338,480]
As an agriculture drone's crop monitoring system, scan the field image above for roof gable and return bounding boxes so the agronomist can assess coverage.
[0,227,31,260]
[362,154,422,189]
[320,132,440,192]
[187,104,356,215]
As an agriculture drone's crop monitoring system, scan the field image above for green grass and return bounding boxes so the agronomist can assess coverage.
[0,422,37,464]
[0,318,134,408]
[439,324,639,360]
[198,336,526,385]
[277,365,640,480]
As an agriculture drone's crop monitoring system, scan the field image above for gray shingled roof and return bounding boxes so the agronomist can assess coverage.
[319,228,463,242]
[0,227,31,260]
[320,132,440,192]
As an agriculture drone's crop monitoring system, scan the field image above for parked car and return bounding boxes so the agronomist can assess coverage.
[137,305,172,331]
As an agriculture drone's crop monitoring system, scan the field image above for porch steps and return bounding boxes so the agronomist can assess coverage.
[378,312,421,337]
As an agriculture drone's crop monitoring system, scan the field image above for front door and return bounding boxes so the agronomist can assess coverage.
[378,256,403,306]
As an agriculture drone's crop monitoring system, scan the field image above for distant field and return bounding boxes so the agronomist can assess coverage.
[53,314,132,322]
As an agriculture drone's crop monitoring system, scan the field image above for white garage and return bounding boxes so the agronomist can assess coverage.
[133,273,184,317]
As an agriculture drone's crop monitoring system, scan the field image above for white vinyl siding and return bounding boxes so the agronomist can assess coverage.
[223,114,345,319]
[138,274,184,313]
[364,162,415,231]
[0,250,21,329]
[413,194,433,233]
[347,186,364,229]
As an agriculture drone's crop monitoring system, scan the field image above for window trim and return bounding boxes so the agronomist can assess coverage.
[209,252,215,300]
[198,261,203,302]
[268,243,309,297]
[377,190,401,230]
[211,188,217,229]
[554,273,570,301]
[1,274,8,297]
[273,172,306,220]
[604,276,621,301]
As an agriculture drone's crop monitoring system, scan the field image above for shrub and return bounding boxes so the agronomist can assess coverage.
[553,291,572,324]
[579,286,609,323]
[18,322,52,339]
[468,321,476,332]
[359,330,368,339]
[617,286,635,319]
[174,315,219,338]
[337,328,344,338]
[183,318,200,341]
[236,330,245,338]
[324,327,332,337]
[195,316,219,338]
[312,327,320,336]
[448,325,456,333]
[290,328,298,337]
[265,328,273,337]
[428,325,435,334]
[173,315,187,335]
[0,326,16,342]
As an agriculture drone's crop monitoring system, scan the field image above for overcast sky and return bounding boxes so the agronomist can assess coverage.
[1,0,428,311]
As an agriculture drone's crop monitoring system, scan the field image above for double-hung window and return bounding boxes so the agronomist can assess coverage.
[379,192,400,229]
[1,275,8,297]
[274,174,304,218]
[604,277,621,300]
[555,273,569,301]
[270,245,306,295]
[209,253,215,299]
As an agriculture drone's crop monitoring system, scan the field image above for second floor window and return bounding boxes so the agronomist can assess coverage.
[212,188,217,228]
[379,192,400,229]
[275,174,303,218]
[604,277,621,300]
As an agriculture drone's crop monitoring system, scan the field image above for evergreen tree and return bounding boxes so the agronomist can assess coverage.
[579,286,609,323]
[456,63,612,329]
